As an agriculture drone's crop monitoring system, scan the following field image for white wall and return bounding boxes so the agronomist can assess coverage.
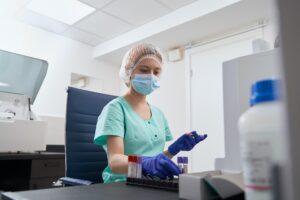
[0,18,120,147]
[188,30,262,172]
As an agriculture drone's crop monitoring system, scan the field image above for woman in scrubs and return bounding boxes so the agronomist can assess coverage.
[94,43,207,183]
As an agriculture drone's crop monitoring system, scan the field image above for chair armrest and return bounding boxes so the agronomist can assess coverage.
[59,177,93,186]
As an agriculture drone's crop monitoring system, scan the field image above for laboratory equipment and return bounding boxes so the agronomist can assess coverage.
[215,49,281,171]
[276,1,300,199]
[179,170,244,200]
[126,176,179,192]
[0,50,48,152]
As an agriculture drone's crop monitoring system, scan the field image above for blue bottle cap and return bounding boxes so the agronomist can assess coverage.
[250,79,280,106]
[177,157,183,163]
[182,157,188,164]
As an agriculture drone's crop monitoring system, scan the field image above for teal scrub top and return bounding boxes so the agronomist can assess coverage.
[94,96,173,183]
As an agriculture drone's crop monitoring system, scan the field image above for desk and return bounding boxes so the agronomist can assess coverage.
[0,151,65,191]
[2,182,179,200]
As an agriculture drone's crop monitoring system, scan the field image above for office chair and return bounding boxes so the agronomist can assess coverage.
[59,87,117,186]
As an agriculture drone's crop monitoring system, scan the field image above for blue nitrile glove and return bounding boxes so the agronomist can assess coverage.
[168,131,207,156]
[142,153,181,179]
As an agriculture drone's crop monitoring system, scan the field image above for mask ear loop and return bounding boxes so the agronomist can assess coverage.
[128,75,133,88]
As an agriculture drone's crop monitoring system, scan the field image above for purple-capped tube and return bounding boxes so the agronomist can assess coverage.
[182,157,188,174]
[177,156,183,173]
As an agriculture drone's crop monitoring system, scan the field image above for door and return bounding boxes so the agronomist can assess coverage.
[187,29,263,172]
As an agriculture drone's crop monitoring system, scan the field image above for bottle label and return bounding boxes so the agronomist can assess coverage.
[241,140,272,190]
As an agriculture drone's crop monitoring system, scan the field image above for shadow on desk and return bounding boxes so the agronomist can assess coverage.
[1,182,245,200]
[2,182,179,200]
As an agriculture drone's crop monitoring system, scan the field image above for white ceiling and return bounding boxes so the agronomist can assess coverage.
[102,0,170,26]
[98,0,272,65]
[3,0,272,66]
[16,0,197,46]
[74,10,133,39]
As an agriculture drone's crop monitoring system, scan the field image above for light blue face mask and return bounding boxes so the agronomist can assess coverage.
[131,74,160,96]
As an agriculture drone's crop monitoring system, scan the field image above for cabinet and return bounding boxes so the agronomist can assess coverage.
[0,151,65,191]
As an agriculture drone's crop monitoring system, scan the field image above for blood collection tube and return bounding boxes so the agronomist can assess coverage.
[128,155,137,178]
[177,156,183,173]
[182,157,188,174]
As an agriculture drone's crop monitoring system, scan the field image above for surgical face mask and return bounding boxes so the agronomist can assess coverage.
[131,74,160,96]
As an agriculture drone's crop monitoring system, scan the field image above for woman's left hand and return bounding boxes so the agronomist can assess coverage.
[168,131,207,156]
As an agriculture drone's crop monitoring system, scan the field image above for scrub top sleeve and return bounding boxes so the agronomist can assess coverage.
[162,113,173,141]
[94,102,124,146]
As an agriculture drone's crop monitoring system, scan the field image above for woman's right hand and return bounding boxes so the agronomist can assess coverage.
[168,131,207,156]
[142,153,180,179]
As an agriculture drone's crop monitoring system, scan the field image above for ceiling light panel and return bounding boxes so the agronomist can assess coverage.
[18,9,69,33]
[26,0,95,25]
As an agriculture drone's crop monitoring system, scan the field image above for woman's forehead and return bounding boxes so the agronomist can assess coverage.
[136,58,162,69]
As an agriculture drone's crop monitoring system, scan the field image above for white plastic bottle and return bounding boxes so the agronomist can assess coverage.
[238,79,284,200]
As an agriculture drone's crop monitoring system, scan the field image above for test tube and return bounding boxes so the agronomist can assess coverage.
[182,157,188,174]
[132,155,137,178]
[136,156,142,178]
[128,155,134,178]
[128,155,137,178]
[177,156,183,173]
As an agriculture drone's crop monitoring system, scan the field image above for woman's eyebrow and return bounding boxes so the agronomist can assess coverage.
[139,65,150,69]
[139,65,161,70]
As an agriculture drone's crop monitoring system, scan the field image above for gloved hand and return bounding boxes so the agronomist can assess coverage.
[142,153,181,179]
[168,131,207,156]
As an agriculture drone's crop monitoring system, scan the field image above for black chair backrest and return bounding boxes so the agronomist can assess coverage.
[65,87,117,183]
